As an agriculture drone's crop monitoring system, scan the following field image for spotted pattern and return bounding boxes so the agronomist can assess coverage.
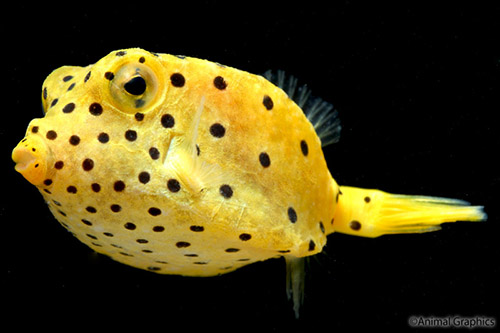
[14,48,336,278]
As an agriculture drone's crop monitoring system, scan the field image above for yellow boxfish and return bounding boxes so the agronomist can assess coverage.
[11,48,486,317]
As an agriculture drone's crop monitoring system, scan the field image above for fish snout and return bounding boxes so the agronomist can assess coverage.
[12,134,54,186]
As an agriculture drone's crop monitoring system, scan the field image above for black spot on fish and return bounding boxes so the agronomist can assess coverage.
[135,112,145,121]
[219,184,233,198]
[263,95,273,110]
[167,179,181,192]
[81,219,93,226]
[319,221,325,234]
[89,103,103,116]
[288,207,297,223]
[259,152,271,167]
[149,147,160,160]
[300,140,308,156]
[104,72,114,80]
[210,123,225,138]
[82,158,94,171]
[176,241,191,248]
[239,233,252,241]
[350,220,361,231]
[86,206,97,213]
[98,132,109,143]
[46,130,57,140]
[69,135,80,146]
[170,73,185,87]
[91,183,101,192]
[125,130,137,142]
[124,222,136,230]
[213,76,227,90]
[152,226,164,232]
[148,207,161,216]
[62,102,75,113]
[138,172,150,184]
[161,114,175,128]
[54,161,64,170]
[66,186,77,194]
[113,180,126,192]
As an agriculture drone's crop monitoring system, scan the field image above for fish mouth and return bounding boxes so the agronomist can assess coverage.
[12,134,53,186]
[13,146,37,172]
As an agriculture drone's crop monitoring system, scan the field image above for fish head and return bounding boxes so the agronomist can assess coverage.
[12,48,173,197]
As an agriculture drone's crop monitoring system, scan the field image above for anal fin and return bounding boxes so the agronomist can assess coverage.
[285,256,305,319]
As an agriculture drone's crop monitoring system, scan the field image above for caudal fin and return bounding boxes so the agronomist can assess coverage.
[333,186,487,238]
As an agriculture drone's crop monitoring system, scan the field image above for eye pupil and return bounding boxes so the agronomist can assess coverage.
[124,76,147,95]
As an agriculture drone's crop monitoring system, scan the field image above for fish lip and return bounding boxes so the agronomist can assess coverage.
[12,134,53,186]
[12,146,37,173]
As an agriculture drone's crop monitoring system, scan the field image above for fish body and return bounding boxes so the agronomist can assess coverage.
[12,49,337,276]
[12,48,486,315]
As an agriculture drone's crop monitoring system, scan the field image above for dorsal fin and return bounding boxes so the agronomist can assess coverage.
[263,70,341,147]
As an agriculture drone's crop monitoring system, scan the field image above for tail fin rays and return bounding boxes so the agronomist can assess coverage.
[333,186,487,238]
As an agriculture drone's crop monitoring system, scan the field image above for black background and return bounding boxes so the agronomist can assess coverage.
[3,2,499,331]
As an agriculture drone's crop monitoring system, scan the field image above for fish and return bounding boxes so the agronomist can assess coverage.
[11,48,487,317]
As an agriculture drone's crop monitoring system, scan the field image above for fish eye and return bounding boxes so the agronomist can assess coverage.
[109,62,159,114]
[124,76,147,96]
